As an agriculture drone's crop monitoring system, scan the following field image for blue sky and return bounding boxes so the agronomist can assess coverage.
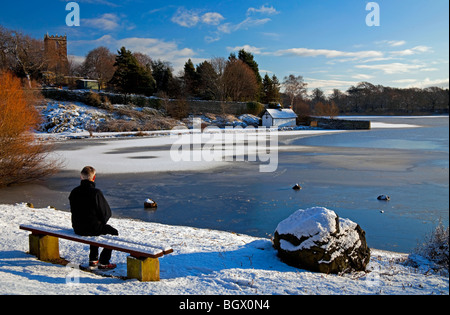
[1,0,448,94]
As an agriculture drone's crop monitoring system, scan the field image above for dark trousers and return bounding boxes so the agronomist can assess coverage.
[89,224,119,264]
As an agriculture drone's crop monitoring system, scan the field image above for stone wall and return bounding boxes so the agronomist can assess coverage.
[186,100,248,115]
[307,117,371,130]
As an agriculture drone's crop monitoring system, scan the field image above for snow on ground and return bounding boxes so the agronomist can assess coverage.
[0,203,448,295]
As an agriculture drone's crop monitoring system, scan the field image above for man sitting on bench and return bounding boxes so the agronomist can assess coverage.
[69,166,119,270]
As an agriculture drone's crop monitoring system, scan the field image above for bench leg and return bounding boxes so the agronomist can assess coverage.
[127,256,160,282]
[29,234,60,262]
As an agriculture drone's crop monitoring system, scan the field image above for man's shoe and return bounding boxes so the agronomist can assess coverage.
[98,263,117,270]
[89,260,99,267]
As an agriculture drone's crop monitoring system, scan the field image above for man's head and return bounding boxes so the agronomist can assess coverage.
[81,166,96,181]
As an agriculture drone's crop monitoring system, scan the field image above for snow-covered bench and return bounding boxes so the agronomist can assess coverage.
[19,224,173,282]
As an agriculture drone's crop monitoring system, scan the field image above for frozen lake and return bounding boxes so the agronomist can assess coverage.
[1,116,448,253]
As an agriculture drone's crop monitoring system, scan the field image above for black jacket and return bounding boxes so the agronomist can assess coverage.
[69,180,112,236]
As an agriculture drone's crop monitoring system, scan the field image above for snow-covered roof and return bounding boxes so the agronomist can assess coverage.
[264,108,298,119]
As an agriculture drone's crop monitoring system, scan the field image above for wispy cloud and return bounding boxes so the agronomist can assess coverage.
[227,45,266,55]
[171,7,224,28]
[72,35,199,72]
[273,48,383,60]
[377,40,407,47]
[352,74,374,80]
[82,13,121,31]
[217,5,276,34]
[171,8,200,28]
[390,45,432,56]
[355,62,435,74]
[236,46,384,61]
[201,12,225,26]
[82,13,135,31]
[218,17,271,34]
[247,5,280,16]
[170,5,277,43]
[393,77,449,89]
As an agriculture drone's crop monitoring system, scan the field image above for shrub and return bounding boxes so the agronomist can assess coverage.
[246,101,265,115]
[84,91,102,107]
[0,72,60,187]
[165,99,189,120]
[411,220,449,273]
[100,95,114,111]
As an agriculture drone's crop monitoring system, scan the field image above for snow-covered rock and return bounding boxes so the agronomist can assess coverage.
[273,207,371,274]
[238,114,261,127]
[39,101,109,133]
[144,198,157,208]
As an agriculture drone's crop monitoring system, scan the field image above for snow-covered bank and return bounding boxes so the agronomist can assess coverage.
[0,203,448,295]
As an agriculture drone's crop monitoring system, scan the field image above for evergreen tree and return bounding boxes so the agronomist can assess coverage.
[151,59,175,95]
[262,73,281,104]
[238,49,262,84]
[196,60,219,100]
[271,74,281,102]
[109,47,156,96]
[183,59,200,97]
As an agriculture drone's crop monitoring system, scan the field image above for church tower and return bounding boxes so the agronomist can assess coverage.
[44,33,69,75]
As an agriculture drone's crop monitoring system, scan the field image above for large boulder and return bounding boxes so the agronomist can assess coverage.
[273,207,370,274]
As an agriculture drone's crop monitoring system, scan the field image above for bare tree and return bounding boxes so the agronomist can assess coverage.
[283,74,308,106]
[81,46,116,88]
[0,26,14,71]
[0,28,46,87]
[67,55,83,77]
[210,57,227,101]
[133,52,153,72]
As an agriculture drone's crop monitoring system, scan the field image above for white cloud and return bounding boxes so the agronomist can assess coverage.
[390,45,432,56]
[171,7,225,28]
[393,78,449,89]
[201,12,225,26]
[387,40,406,47]
[82,13,121,31]
[171,7,200,28]
[274,48,383,60]
[377,40,407,47]
[352,74,374,80]
[355,62,432,74]
[81,13,135,31]
[247,5,279,16]
[218,17,271,34]
[226,45,265,55]
[72,35,199,72]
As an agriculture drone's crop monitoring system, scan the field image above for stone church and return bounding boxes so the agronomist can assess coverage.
[44,33,69,76]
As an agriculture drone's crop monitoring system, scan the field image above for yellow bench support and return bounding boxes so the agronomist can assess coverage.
[127,256,160,282]
[29,234,60,262]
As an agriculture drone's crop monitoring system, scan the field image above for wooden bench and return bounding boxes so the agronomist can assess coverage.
[19,224,173,282]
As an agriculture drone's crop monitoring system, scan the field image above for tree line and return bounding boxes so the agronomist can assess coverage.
[1,25,448,115]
